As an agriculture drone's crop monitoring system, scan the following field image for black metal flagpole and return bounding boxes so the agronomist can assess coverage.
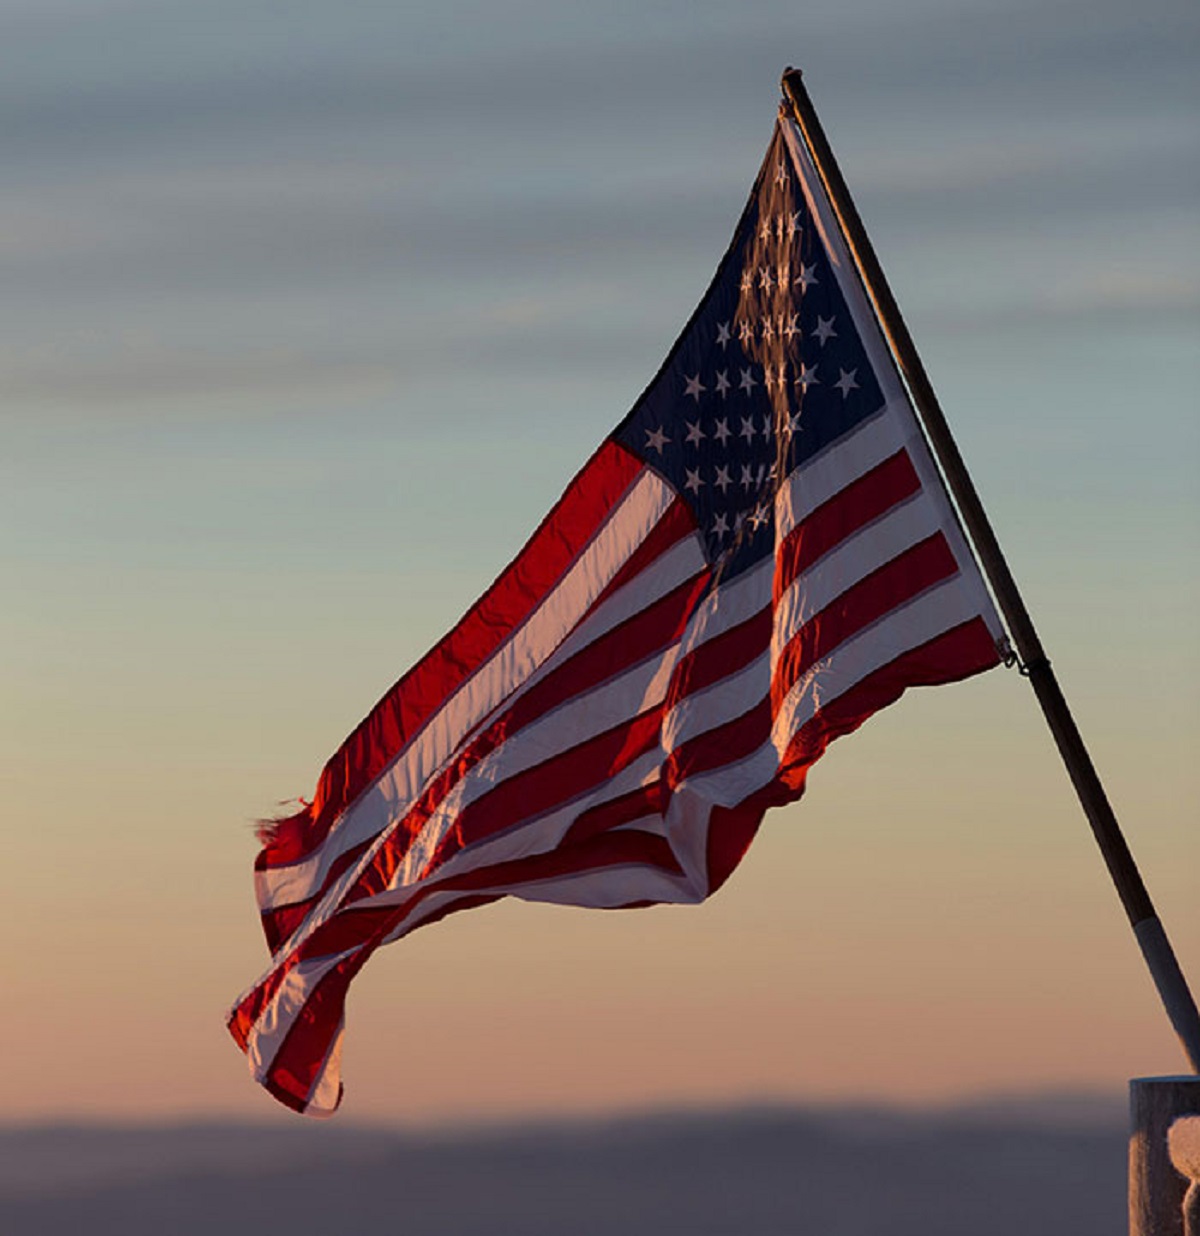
[781,67,1200,1072]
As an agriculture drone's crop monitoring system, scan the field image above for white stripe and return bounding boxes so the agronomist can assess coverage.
[302,1021,345,1117]
[246,947,357,1083]
[772,490,942,649]
[503,863,700,909]
[661,785,719,896]
[774,406,909,540]
[671,743,782,815]
[393,864,701,936]
[255,468,675,915]
[673,553,773,657]
[396,647,681,887]
[544,532,706,669]
[663,650,770,754]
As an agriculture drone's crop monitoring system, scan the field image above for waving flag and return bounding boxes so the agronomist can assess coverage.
[228,109,1008,1116]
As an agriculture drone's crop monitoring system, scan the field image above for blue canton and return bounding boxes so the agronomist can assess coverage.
[613,121,884,581]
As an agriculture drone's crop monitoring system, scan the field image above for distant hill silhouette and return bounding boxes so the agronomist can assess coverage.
[0,1099,1126,1235]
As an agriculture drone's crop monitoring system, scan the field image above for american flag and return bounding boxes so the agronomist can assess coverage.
[228,111,1007,1116]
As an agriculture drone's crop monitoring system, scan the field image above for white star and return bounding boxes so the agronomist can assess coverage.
[751,503,770,529]
[740,270,755,294]
[740,463,756,489]
[740,416,757,444]
[775,160,789,186]
[784,313,800,339]
[733,511,746,535]
[738,319,755,345]
[739,367,757,395]
[713,417,731,445]
[762,316,775,341]
[685,419,705,447]
[684,373,705,403]
[795,362,819,389]
[788,411,803,434]
[759,218,773,243]
[761,415,773,438]
[758,266,774,292]
[684,467,704,494]
[715,321,731,349]
[787,210,801,239]
[714,369,731,397]
[712,512,729,537]
[812,315,837,345]
[834,368,859,398]
[645,425,670,454]
[714,464,732,493]
[795,263,818,291]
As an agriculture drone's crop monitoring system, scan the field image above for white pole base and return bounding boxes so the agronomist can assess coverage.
[1130,1076,1200,1236]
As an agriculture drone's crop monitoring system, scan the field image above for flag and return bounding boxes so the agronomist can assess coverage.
[227,108,1008,1116]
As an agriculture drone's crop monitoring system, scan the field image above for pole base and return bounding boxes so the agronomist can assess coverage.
[1131,1076,1200,1236]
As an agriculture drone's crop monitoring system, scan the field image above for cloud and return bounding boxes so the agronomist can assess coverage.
[0,341,397,408]
[1,0,1194,412]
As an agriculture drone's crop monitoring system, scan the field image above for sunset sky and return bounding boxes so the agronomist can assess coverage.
[2,0,1197,1126]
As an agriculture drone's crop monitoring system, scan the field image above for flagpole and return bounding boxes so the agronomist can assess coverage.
[781,67,1200,1072]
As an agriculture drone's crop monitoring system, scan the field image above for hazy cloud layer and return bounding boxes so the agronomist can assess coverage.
[0,1103,1128,1235]
[1,0,1195,411]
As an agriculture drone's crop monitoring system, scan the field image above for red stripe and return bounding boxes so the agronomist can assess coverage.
[774,450,921,603]
[260,840,372,955]
[665,698,773,791]
[265,955,358,1109]
[423,706,668,876]
[258,439,645,869]
[666,607,773,709]
[779,616,1001,783]
[705,779,794,894]
[262,902,316,960]
[562,781,665,846]
[508,573,708,731]
[772,533,960,712]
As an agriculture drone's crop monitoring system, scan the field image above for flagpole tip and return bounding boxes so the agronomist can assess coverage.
[781,67,805,102]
